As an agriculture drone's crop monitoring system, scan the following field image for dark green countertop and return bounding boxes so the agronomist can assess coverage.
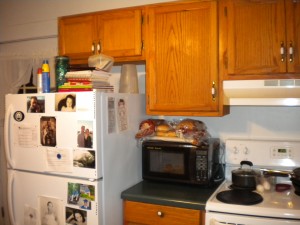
[121,180,219,210]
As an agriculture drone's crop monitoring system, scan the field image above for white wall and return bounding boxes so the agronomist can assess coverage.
[0,0,172,43]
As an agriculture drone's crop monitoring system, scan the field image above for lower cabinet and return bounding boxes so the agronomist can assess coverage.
[123,200,204,225]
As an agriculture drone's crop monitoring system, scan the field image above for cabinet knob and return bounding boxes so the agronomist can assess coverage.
[157,211,164,217]
[97,41,101,54]
[91,43,96,54]
[211,81,216,101]
[280,41,286,62]
[289,41,294,63]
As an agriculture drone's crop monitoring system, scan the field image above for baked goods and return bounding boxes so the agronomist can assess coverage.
[135,119,166,138]
[175,119,206,133]
[135,118,210,146]
[156,124,172,132]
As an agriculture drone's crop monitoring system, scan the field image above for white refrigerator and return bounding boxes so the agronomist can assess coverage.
[4,91,146,225]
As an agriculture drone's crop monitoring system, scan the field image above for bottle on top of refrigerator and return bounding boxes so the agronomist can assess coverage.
[42,60,50,93]
[37,68,43,93]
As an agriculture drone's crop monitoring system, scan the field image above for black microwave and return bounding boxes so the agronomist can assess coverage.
[142,139,224,186]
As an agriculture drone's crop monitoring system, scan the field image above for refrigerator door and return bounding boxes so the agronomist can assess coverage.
[7,169,102,225]
[5,91,99,179]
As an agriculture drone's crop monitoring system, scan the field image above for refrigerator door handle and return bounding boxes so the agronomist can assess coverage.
[4,105,15,168]
[7,170,16,225]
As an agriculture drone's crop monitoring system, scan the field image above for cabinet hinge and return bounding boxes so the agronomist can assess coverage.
[141,15,144,25]
[224,7,227,17]
[224,51,228,69]
[1,207,4,218]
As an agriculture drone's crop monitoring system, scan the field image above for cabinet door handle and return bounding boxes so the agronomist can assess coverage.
[91,42,96,55]
[211,81,216,101]
[97,41,101,54]
[280,41,286,62]
[157,211,164,217]
[289,41,294,63]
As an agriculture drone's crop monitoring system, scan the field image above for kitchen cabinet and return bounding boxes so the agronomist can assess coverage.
[219,0,300,80]
[145,0,228,116]
[123,200,204,225]
[58,7,144,65]
[58,13,97,65]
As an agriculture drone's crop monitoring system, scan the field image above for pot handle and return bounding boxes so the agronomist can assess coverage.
[240,160,253,167]
[260,169,290,177]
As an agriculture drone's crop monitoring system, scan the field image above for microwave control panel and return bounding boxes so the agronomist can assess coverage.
[195,150,208,181]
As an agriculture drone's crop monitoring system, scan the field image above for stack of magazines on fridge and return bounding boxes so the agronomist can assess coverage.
[58,70,114,92]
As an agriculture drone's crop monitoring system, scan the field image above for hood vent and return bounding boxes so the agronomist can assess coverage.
[223,79,300,106]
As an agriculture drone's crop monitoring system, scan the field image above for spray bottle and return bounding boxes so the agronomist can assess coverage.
[37,68,43,93]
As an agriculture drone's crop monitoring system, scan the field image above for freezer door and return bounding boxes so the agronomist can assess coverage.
[5,92,101,179]
[7,169,102,225]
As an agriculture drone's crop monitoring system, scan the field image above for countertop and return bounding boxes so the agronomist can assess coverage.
[121,180,220,210]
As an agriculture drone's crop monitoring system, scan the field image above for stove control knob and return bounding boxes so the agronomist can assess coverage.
[233,146,239,154]
[243,147,249,155]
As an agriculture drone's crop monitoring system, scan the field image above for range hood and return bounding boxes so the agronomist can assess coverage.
[223,79,300,106]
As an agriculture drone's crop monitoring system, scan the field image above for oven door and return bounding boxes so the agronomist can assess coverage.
[142,144,195,183]
[206,212,300,225]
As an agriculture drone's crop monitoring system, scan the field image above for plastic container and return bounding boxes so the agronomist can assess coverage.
[55,56,69,91]
[119,64,139,93]
[42,60,50,93]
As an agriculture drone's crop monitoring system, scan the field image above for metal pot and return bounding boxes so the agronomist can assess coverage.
[232,161,261,189]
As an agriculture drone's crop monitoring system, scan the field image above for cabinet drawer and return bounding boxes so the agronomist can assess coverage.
[124,201,201,225]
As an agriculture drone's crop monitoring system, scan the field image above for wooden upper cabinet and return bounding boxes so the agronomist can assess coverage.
[220,0,300,80]
[58,8,144,65]
[97,9,143,60]
[58,14,97,65]
[145,0,228,116]
[286,0,300,73]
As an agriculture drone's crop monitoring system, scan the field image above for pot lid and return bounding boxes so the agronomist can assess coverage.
[232,161,261,176]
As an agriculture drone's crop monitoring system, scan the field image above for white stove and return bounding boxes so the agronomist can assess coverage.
[206,139,300,225]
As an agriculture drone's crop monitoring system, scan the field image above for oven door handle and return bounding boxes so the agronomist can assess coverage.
[210,219,241,225]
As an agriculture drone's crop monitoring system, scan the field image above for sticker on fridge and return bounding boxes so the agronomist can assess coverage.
[55,93,76,112]
[73,150,95,169]
[68,182,95,210]
[24,204,38,225]
[38,196,63,225]
[107,97,116,133]
[40,117,56,147]
[14,123,38,148]
[77,120,93,148]
[46,148,73,172]
[117,98,128,132]
[27,96,45,113]
[66,207,87,225]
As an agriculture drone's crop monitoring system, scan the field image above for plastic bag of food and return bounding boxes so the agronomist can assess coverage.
[174,118,210,145]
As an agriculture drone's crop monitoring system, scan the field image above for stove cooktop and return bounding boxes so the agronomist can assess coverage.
[206,180,300,220]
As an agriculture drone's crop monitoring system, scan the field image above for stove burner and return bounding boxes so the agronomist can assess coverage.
[216,190,263,205]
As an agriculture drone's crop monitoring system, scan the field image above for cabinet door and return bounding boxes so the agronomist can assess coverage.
[124,201,201,225]
[286,0,300,73]
[220,0,286,79]
[58,14,97,64]
[146,1,222,116]
[97,8,143,61]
